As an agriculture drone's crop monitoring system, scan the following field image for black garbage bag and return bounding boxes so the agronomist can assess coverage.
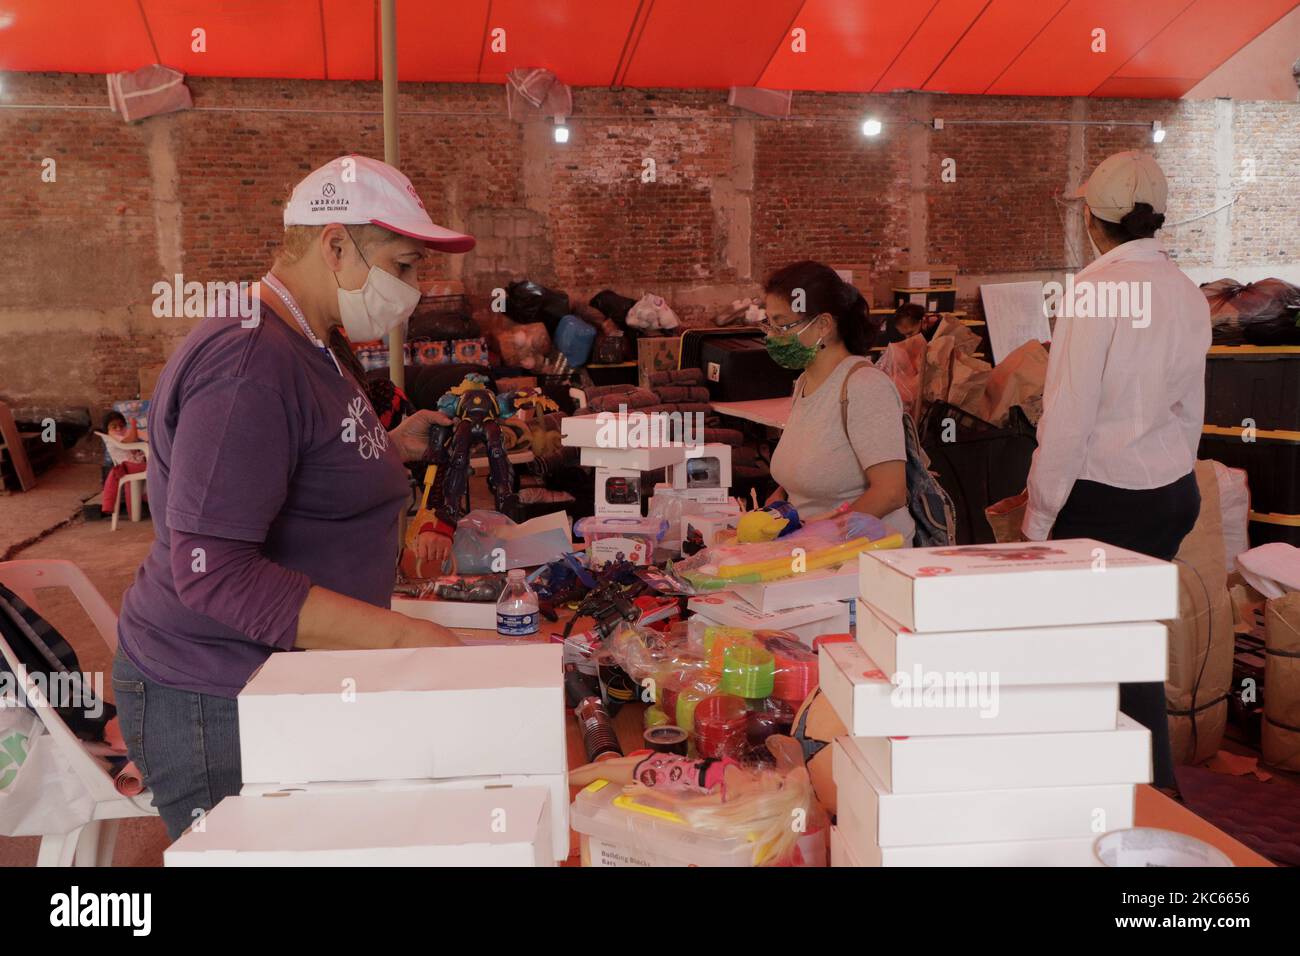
[589,289,638,328]
[506,280,570,335]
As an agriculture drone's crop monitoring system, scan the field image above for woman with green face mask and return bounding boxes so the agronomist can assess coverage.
[764,260,915,543]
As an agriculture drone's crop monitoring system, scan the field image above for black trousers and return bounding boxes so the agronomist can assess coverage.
[1050,471,1200,792]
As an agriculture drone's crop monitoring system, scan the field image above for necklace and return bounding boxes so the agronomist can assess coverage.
[262,273,343,376]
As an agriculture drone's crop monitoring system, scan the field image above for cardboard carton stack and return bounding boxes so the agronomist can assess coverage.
[823,539,1176,866]
[166,644,567,866]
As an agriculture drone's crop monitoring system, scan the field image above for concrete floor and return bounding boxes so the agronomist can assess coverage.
[0,464,167,865]
[0,461,103,560]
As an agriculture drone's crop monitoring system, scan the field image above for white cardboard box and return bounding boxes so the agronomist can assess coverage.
[165,787,554,867]
[669,443,733,491]
[835,798,1101,866]
[593,465,643,516]
[856,599,1168,685]
[650,482,730,505]
[689,590,850,646]
[391,595,496,630]
[561,411,699,450]
[240,772,570,863]
[829,825,868,867]
[833,737,1134,847]
[580,445,689,472]
[850,714,1151,794]
[681,507,741,552]
[819,639,1118,737]
[735,564,859,614]
[238,645,566,783]
[859,538,1178,632]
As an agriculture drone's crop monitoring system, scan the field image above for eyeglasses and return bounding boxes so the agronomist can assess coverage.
[759,313,817,336]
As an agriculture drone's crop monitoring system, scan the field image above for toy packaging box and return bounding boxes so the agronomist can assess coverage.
[669,442,732,491]
[595,466,642,517]
[858,538,1178,632]
[688,590,850,646]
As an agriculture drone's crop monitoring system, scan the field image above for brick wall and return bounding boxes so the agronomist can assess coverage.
[1,72,1297,420]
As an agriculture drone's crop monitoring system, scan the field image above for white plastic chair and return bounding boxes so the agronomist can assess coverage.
[0,559,159,865]
[95,432,149,529]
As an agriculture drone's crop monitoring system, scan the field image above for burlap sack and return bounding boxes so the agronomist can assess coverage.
[984,490,1029,543]
[979,339,1048,426]
[1166,461,1235,765]
[1262,591,1300,770]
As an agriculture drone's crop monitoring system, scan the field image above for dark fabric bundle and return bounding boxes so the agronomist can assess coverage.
[703,427,744,446]
[590,290,638,327]
[648,368,705,387]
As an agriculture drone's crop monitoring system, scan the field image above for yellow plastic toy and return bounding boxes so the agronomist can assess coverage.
[735,510,789,543]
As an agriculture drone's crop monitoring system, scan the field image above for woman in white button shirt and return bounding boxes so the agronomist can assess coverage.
[1024,151,1210,790]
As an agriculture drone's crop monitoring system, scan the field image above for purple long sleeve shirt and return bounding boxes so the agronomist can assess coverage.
[118,302,410,697]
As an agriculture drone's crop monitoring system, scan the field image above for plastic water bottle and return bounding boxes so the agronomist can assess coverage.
[496,568,539,638]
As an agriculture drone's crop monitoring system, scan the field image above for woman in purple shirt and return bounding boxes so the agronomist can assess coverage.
[113,156,475,838]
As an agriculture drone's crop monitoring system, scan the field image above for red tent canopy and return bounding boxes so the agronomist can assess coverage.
[1,0,1295,99]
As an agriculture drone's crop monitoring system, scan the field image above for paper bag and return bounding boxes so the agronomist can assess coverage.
[947,351,993,417]
[1166,461,1234,766]
[1262,592,1300,771]
[979,339,1048,426]
[984,490,1028,543]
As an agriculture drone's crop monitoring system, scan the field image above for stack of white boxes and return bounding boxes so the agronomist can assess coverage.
[561,412,741,552]
[165,644,567,866]
[821,539,1176,866]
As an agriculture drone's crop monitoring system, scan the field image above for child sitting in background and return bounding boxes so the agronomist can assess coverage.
[101,411,148,516]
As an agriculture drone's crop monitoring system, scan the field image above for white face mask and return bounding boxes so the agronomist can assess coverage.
[335,234,421,341]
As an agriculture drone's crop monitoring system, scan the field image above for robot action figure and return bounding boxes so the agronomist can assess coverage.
[424,373,558,524]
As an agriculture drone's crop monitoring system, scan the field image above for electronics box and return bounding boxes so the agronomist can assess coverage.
[669,442,733,491]
[594,466,642,517]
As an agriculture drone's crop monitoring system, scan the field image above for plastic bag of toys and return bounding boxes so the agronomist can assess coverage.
[452,509,573,573]
[569,735,828,866]
[674,509,902,590]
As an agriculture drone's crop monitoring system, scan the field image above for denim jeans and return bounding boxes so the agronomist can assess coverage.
[112,649,243,840]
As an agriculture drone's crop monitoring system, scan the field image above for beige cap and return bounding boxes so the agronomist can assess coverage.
[1074,150,1168,223]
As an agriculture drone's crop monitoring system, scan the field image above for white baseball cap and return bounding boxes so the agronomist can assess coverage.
[1074,150,1168,223]
[284,154,475,253]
